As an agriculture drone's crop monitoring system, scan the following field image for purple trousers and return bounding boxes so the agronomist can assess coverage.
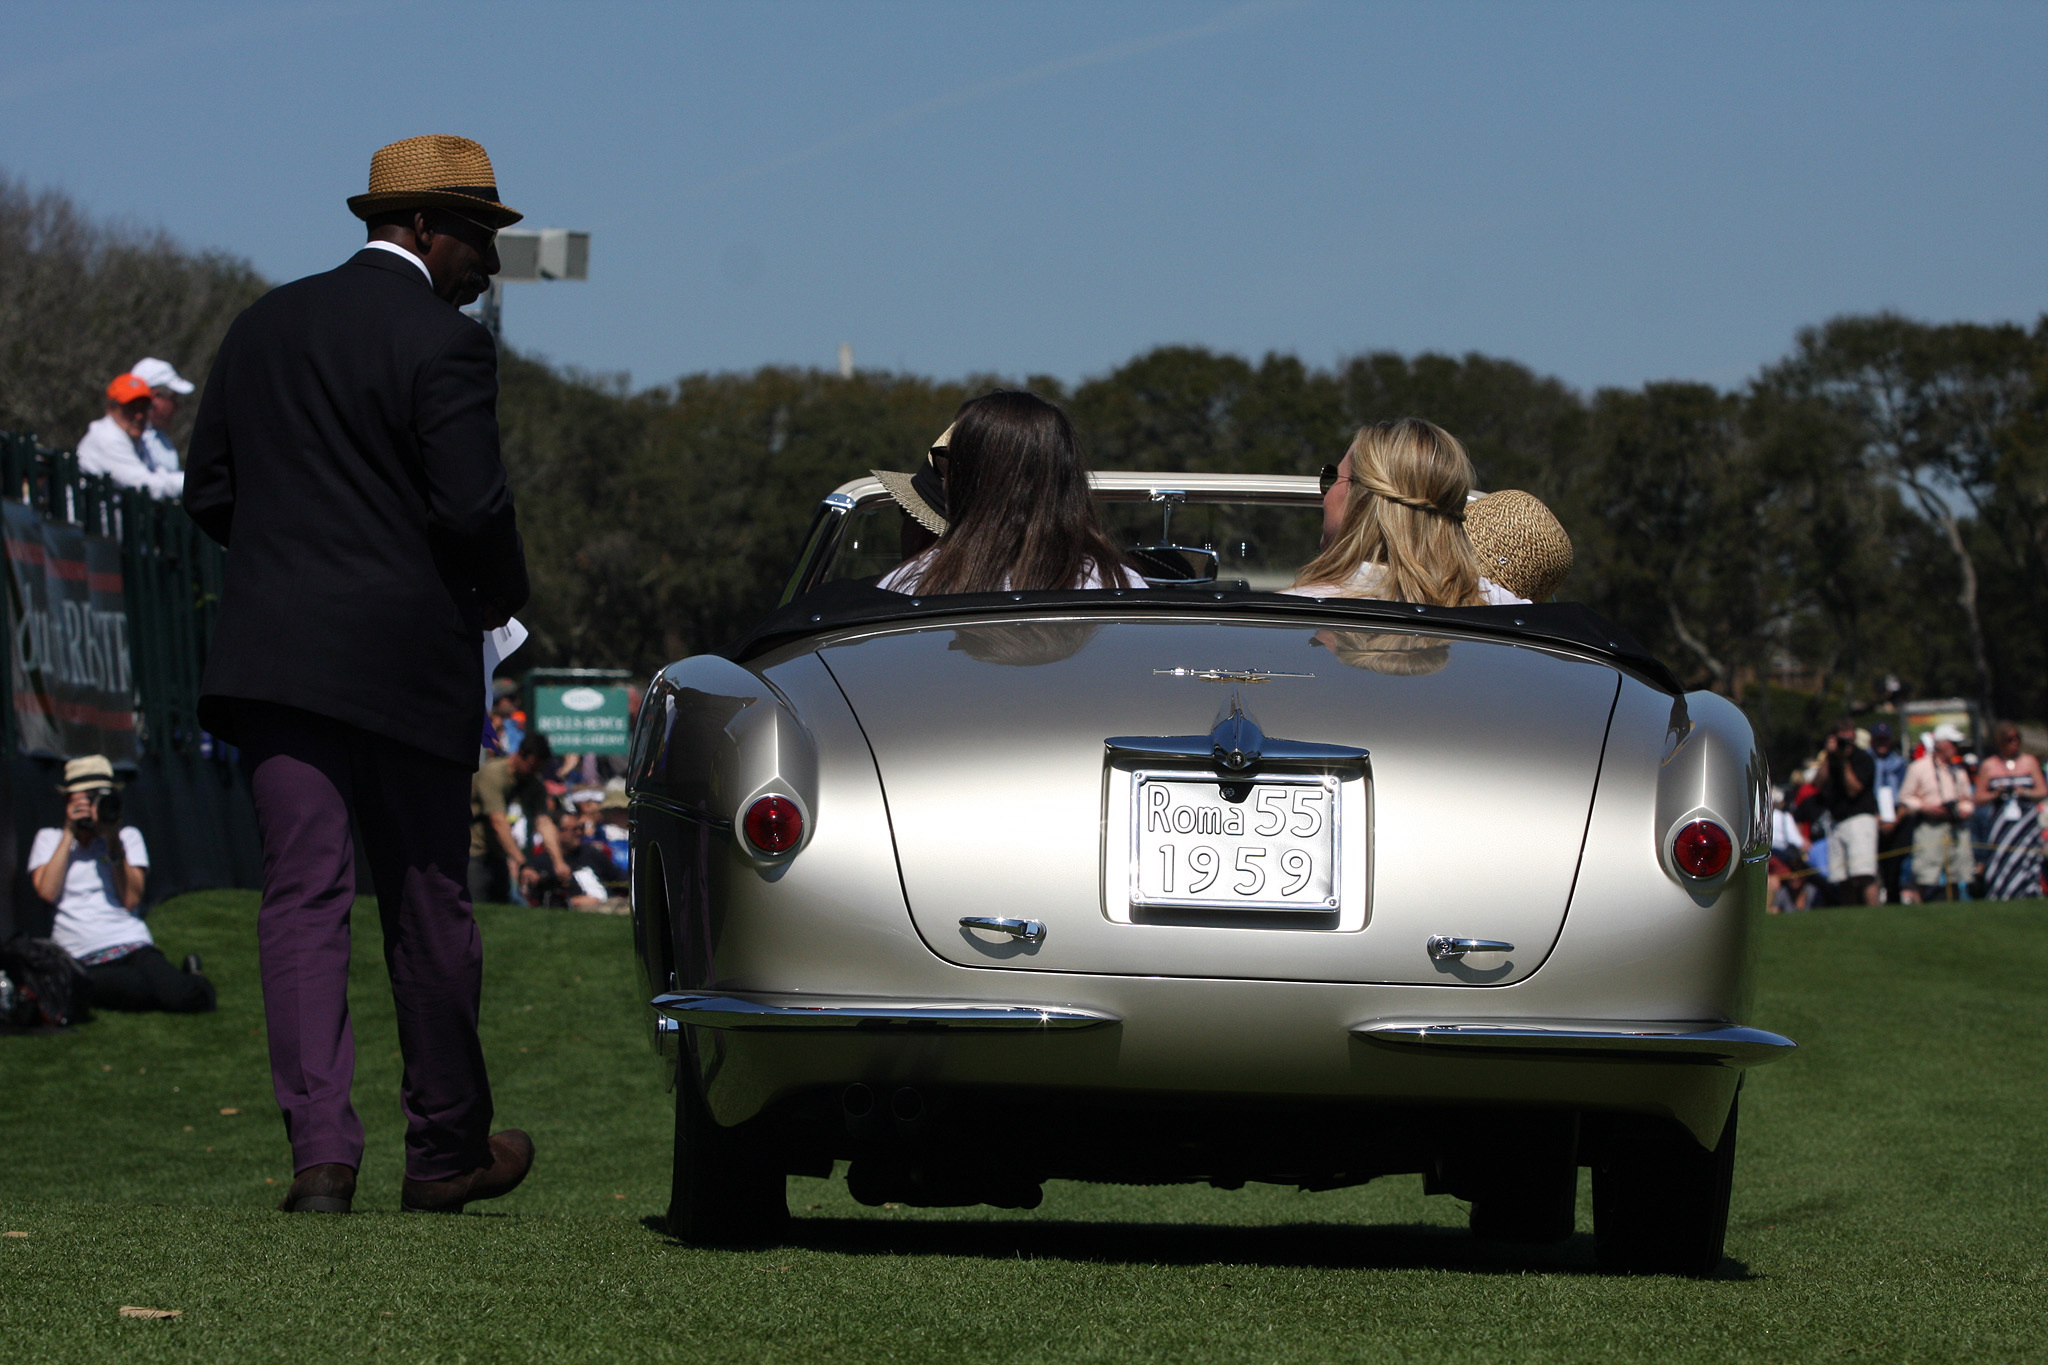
[237,702,492,1182]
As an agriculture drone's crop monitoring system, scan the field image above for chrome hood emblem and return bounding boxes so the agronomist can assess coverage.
[1154,667,1315,684]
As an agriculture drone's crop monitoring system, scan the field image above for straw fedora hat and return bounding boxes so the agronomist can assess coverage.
[58,755,122,793]
[1467,489,1573,601]
[347,135,523,228]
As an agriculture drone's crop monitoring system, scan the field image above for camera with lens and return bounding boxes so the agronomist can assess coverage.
[89,788,122,828]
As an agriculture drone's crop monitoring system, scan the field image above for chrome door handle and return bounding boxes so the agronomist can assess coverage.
[961,916,1045,944]
[1428,936,1514,962]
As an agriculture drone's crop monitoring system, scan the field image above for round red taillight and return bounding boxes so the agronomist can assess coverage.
[742,796,803,854]
[1672,819,1733,880]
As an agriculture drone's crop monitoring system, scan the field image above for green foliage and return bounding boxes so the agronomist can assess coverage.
[498,321,2048,749]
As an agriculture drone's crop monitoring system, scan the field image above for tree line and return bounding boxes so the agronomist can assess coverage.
[498,319,2048,773]
[5,178,2043,772]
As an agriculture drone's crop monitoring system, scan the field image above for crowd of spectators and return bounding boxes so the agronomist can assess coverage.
[468,682,634,912]
[1767,716,2046,911]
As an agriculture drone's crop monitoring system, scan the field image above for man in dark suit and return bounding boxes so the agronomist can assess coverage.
[185,135,535,1216]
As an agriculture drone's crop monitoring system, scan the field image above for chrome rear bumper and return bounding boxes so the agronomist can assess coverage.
[651,991,1118,1035]
[1355,1020,1795,1068]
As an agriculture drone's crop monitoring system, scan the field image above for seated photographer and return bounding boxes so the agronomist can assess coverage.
[521,800,624,912]
[28,757,215,1013]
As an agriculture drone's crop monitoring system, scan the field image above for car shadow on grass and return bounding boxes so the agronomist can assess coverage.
[639,1214,1756,1279]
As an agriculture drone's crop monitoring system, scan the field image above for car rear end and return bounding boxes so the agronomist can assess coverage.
[631,591,1784,1268]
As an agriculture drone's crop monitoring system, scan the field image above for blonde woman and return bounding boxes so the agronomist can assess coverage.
[1285,418,1526,606]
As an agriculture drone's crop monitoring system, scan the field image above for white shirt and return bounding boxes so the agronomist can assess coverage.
[1282,563,1528,606]
[361,239,435,288]
[29,826,152,959]
[76,416,185,499]
[141,424,181,473]
[878,551,1145,594]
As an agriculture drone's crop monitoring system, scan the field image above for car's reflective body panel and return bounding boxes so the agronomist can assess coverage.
[815,618,1619,985]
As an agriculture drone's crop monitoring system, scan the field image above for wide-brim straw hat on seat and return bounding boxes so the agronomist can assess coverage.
[347,135,523,228]
[59,755,122,793]
[1466,489,1573,601]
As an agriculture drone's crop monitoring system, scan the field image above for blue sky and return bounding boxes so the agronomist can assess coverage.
[3,1,2042,394]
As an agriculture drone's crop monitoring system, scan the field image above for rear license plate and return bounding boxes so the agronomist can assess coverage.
[1129,772,1340,912]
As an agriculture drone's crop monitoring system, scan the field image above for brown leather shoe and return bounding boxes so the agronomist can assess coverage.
[400,1130,535,1214]
[278,1163,356,1214]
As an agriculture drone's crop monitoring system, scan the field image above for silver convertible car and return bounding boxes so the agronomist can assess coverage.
[625,472,1793,1274]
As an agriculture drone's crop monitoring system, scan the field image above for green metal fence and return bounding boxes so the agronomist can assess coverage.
[0,429,224,758]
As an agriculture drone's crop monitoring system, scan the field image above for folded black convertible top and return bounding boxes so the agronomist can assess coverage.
[727,578,1685,695]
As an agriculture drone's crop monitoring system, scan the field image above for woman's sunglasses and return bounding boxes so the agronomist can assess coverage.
[1318,463,1345,496]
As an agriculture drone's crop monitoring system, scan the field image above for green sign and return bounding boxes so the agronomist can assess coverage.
[531,682,631,754]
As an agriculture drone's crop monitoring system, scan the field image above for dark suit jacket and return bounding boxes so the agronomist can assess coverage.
[184,248,529,769]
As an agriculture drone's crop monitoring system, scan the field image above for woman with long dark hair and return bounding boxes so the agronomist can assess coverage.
[878,390,1139,594]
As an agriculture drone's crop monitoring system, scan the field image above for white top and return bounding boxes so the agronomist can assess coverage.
[29,826,152,959]
[879,551,1145,594]
[361,239,435,288]
[1282,563,1528,606]
[141,425,181,473]
[76,416,185,499]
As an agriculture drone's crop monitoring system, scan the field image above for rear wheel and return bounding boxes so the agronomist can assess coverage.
[667,1074,789,1246]
[1593,1100,1737,1276]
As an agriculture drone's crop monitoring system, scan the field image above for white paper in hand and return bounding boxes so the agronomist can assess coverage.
[484,617,529,712]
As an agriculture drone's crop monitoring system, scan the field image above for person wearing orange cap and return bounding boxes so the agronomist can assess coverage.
[75,373,185,498]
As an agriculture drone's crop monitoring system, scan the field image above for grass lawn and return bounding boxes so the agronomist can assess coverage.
[2,892,2044,1364]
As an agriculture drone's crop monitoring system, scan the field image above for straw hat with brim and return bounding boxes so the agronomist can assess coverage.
[873,470,949,535]
[59,755,121,793]
[1466,489,1573,601]
[347,135,523,229]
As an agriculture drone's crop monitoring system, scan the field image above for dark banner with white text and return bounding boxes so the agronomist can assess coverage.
[3,500,136,762]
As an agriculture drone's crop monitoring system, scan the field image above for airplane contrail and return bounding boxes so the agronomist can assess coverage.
[698,0,1311,194]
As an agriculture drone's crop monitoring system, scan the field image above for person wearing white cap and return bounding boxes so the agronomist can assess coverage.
[1898,723,1976,900]
[130,357,193,479]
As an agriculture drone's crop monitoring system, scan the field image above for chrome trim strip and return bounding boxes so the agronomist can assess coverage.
[632,790,732,831]
[1105,736,1369,766]
[1354,1020,1795,1067]
[651,991,1117,1032]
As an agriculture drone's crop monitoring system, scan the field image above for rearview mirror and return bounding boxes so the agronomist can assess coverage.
[1126,544,1220,585]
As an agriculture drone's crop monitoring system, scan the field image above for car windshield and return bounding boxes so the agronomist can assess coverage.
[813,489,1327,593]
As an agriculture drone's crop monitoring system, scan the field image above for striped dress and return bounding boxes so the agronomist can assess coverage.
[1979,769,2044,901]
